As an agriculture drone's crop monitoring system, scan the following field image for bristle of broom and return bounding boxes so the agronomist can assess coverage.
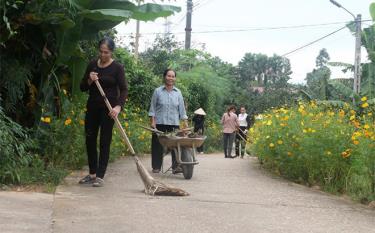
[133,156,189,196]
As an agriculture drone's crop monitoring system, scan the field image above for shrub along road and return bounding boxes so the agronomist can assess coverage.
[1,154,375,233]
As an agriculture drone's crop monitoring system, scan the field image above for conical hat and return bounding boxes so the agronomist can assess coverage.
[194,108,206,115]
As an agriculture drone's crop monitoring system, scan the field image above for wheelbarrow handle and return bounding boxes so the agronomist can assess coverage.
[139,125,194,135]
[139,125,165,135]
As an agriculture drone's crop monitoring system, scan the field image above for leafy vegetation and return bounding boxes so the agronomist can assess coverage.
[249,100,375,202]
[0,1,374,208]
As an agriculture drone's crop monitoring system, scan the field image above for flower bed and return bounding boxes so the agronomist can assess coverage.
[249,99,375,202]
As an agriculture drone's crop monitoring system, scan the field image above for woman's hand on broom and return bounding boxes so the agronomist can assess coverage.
[109,105,121,119]
[88,72,99,85]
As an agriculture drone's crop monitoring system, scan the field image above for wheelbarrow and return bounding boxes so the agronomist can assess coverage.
[141,126,206,179]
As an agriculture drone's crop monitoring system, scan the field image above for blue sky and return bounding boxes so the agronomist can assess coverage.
[116,0,373,84]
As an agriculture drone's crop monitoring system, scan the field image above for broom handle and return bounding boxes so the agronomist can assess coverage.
[94,80,136,155]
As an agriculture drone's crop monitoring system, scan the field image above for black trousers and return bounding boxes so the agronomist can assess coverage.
[235,126,247,156]
[194,127,204,152]
[85,107,114,179]
[151,124,179,170]
[223,133,235,158]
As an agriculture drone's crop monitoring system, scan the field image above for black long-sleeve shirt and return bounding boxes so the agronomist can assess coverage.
[80,60,128,110]
[192,115,205,133]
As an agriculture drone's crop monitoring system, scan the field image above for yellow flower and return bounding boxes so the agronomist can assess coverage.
[341,149,352,158]
[364,124,370,129]
[341,151,349,158]
[361,96,367,102]
[339,110,345,118]
[266,120,272,126]
[125,122,129,128]
[350,110,356,115]
[287,151,293,157]
[79,120,85,126]
[353,140,360,145]
[41,117,51,123]
[361,102,369,108]
[349,115,355,121]
[64,118,72,126]
[277,140,283,145]
[269,143,275,148]
[281,116,289,121]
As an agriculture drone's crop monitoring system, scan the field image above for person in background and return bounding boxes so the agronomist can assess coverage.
[192,108,206,154]
[235,106,253,158]
[149,69,188,174]
[221,105,239,158]
[79,37,128,187]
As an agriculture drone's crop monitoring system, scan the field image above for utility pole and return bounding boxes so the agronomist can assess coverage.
[353,14,362,94]
[185,0,193,50]
[329,0,362,98]
[134,1,141,59]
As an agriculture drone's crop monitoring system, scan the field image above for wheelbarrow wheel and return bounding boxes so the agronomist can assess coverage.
[181,147,194,179]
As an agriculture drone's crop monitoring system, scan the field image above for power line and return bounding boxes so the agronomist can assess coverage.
[193,0,212,11]
[189,20,371,34]
[193,20,372,29]
[123,20,371,36]
[281,25,348,57]
[171,0,214,30]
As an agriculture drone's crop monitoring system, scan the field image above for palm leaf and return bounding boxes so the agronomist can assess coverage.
[328,79,359,99]
[298,89,313,101]
[328,62,353,73]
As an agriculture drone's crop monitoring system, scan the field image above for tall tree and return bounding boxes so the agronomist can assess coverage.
[237,53,291,88]
[305,49,331,100]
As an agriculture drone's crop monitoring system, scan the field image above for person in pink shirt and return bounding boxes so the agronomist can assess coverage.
[221,105,239,158]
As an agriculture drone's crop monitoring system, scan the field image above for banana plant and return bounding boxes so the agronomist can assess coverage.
[1,0,180,126]
[52,0,181,96]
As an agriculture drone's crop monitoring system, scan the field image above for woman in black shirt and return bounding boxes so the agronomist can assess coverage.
[79,37,128,187]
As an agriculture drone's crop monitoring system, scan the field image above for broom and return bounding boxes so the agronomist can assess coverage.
[93,79,188,196]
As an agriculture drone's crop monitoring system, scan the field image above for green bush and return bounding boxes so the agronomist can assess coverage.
[249,100,375,201]
[0,105,35,183]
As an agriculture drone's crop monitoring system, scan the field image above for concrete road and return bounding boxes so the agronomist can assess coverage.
[0,191,53,233]
[51,154,375,233]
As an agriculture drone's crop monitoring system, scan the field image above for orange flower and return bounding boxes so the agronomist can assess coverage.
[64,118,72,126]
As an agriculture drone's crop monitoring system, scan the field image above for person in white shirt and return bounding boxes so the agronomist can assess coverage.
[235,106,253,158]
